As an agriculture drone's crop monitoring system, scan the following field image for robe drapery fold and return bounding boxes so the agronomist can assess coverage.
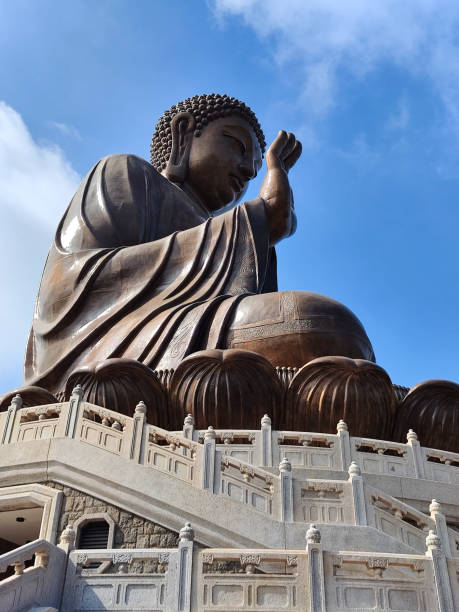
[25,154,276,395]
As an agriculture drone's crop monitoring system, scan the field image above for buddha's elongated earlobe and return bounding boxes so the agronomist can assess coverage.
[164,112,196,184]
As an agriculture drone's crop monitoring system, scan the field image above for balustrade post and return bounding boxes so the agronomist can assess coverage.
[348,461,367,525]
[130,401,147,463]
[58,524,76,555]
[337,419,351,471]
[202,426,216,491]
[65,385,84,439]
[406,429,425,479]
[183,413,194,440]
[260,414,272,467]
[425,530,455,612]
[305,524,326,612]
[173,522,194,612]
[1,394,22,444]
[279,457,293,522]
[429,500,452,559]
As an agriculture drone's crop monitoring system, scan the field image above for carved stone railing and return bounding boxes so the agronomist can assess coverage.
[299,479,354,525]
[198,548,309,610]
[422,447,459,484]
[1,392,459,534]
[2,392,459,485]
[144,424,201,485]
[0,538,66,611]
[366,487,435,554]
[218,454,276,516]
[62,532,194,612]
[324,551,438,612]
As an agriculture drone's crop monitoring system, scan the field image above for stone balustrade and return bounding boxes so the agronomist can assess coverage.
[62,539,194,612]
[3,526,457,611]
[0,537,66,610]
[1,392,459,538]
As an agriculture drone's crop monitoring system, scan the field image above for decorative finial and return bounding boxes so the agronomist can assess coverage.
[261,414,271,426]
[279,457,292,472]
[72,385,84,397]
[60,524,76,546]
[135,400,147,414]
[204,426,216,440]
[425,530,441,551]
[184,413,194,426]
[306,524,321,544]
[10,394,23,409]
[406,429,418,442]
[348,461,361,477]
[179,522,194,541]
[429,499,441,514]
[337,419,348,433]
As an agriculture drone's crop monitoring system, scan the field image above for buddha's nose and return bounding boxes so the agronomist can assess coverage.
[238,159,257,181]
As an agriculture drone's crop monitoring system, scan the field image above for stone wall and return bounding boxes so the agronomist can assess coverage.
[45,481,178,550]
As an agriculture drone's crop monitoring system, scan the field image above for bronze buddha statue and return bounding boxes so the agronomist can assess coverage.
[23,93,374,399]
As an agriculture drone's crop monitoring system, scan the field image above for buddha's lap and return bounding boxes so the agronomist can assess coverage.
[223,290,374,367]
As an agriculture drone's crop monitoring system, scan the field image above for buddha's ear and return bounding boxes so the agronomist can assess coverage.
[164,112,196,183]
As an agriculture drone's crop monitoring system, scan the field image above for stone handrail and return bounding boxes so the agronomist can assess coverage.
[63,535,194,612]
[0,538,66,611]
[0,537,53,575]
[0,393,458,525]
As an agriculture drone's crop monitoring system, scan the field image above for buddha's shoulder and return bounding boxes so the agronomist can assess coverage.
[96,153,161,178]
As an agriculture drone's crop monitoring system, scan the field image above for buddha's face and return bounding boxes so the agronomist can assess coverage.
[186,116,263,213]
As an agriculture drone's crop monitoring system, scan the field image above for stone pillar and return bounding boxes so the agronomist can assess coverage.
[425,530,455,612]
[337,419,351,471]
[279,457,293,522]
[176,522,194,612]
[406,429,426,479]
[260,414,272,467]
[429,500,452,559]
[65,385,84,439]
[348,461,367,525]
[1,394,22,444]
[202,426,216,491]
[305,524,326,612]
[130,401,147,463]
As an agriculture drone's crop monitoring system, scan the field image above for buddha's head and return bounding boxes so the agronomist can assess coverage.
[150,94,266,213]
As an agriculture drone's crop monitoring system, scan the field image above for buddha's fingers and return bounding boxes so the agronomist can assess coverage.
[266,130,289,168]
[284,140,302,172]
[280,132,297,162]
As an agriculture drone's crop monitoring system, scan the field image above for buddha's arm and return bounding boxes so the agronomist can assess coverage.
[257,130,302,246]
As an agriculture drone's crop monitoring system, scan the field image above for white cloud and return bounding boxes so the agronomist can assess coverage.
[0,102,80,230]
[47,120,82,140]
[0,102,81,393]
[213,0,459,130]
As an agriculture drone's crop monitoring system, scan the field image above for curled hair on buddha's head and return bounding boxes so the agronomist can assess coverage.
[150,93,266,172]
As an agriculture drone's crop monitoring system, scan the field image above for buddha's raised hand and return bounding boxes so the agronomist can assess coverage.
[258,130,302,245]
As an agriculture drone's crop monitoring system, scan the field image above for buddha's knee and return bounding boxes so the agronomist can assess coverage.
[224,290,374,367]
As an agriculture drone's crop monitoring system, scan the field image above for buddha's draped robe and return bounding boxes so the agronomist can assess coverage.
[24,154,277,396]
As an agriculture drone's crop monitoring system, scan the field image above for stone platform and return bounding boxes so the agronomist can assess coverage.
[0,389,457,610]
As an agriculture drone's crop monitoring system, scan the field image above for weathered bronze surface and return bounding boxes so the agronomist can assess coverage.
[393,380,459,453]
[24,93,374,400]
[284,356,396,438]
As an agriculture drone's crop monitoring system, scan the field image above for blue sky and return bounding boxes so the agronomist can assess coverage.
[1,0,458,394]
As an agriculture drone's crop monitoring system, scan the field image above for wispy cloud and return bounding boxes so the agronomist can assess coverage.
[213,0,459,133]
[0,102,81,392]
[385,98,410,133]
[47,120,82,140]
[0,102,80,230]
